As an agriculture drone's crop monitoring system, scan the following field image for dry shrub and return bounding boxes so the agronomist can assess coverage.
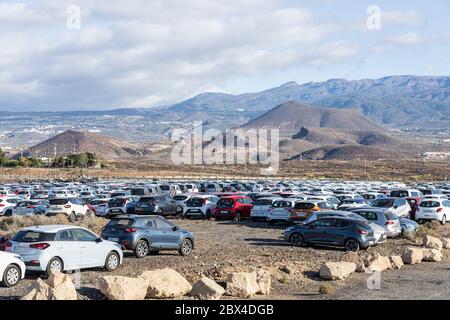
[415,221,441,239]
[319,284,336,295]
[0,215,108,236]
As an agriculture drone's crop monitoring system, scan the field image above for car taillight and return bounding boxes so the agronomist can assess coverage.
[125,228,137,233]
[30,243,50,250]
[385,220,395,225]
[27,205,36,209]
[64,205,71,208]
[437,208,444,213]
[5,241,12,248]
[358,229,368,235]
[0,204,4,207]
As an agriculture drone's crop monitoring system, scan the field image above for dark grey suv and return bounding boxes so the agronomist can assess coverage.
[101,215,194,258]
[284,217,377,252]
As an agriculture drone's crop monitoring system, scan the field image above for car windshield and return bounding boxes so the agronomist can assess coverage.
[173,196,187,201]
[371,199,395,208]
[106,219,134,229]
[391,190,409,198]
[420,201,440,208]
[217,198,235,208]
[13,230,55,243]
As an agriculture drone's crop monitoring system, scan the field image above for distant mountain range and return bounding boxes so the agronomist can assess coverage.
[0,75,449,149]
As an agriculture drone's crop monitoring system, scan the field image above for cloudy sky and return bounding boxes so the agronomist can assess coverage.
[0,0,449,111]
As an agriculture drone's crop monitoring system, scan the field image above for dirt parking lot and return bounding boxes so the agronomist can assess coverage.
[1,218,450,300]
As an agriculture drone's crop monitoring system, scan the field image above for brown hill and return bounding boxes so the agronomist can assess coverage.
[289,145,403,161]
[241,101,383,134]
[22,130,140,159]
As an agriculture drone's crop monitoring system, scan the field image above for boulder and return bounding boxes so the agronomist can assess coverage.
[319,262,356,281]
[423,235,443,251]
[98,276,148,300]
[422,249,443,262]
[340,252,366,273]
[389,256,404,270]
[402,247,423,264]
[442,238,450,250]
[190,277,225,300]
[22,271,77,300]
[367,256,392,273]
[256,270,271,295]
[140,268,192,299]
[225,272,259,298]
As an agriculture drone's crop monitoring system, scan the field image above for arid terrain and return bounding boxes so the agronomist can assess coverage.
[1,216,450,300]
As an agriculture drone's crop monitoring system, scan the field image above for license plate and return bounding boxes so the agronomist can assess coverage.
[15,246,30,254]
[221,211,228,214]
[108,237,120,242]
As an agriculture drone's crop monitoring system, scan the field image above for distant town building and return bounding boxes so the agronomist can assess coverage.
[423,152,450,161]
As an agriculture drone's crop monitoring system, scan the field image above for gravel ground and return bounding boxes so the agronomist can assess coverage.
[1,218,449,300]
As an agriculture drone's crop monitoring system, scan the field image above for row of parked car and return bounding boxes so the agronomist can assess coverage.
[1,179,450,288]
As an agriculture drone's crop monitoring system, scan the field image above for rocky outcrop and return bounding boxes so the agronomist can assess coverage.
[22,271,77,300]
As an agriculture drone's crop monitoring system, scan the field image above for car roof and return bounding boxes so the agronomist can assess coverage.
[112,215,162,219]
[21,225,81,233]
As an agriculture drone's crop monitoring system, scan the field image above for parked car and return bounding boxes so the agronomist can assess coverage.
[416,199,450,225]
[172,194,191,208]
[30,190,49,200]
[302,210,387,244]
[284,217,377,252]
[398,218,419,237]
[46,198,92,222]
[0,251,26,287]
[88,198,110,217]
[266,199,296,225]
[105,196,139,217]
[12,200,50,216]
[370,197,411,218]
[250,197,281,221]
[337,198,369,211]
[0,197,25,216]
[101,215,194,258]
[183,195,219,219]
[6,225,123,276]
[134,195,183,216]
[213,196,253,221]
[350,208,402,238]
[390,189,423,198]
[289,200,335,223]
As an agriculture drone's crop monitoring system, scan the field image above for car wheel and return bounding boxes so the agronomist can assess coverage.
[442,215,447,225]
[344,239,360,252]
[134,240,149,259]
[156,208,163,216]
[233,212,241,222]
[2,265,21,288]
[5,210,12,217]
[289,233,304,247]
[46,257,63,276]
[205,210,212,219]
[176,207,183,216]
[105,252,120,271]
[69,212,77,223]
[179,239,193,256]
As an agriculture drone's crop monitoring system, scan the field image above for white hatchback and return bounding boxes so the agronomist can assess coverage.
[46,198,92,222]
[6,225,123,276]
[0,251,26,287]
[416,199,450,225]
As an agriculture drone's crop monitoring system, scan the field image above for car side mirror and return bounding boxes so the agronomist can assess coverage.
[95,238,103,243]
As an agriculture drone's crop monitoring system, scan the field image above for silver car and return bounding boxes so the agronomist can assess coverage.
[6,225,123,276]
[350,208,402,238]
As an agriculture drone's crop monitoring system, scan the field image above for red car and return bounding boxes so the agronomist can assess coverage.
[213,195,253,221]
[0,233,11,251]
[406,197,422,220]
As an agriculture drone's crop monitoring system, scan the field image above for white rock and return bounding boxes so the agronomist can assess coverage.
[256,270,271,295]
[98,276,148,300]
[367,256,392,273]
[319,262,356,281]
[422,249,443,262]
[402,247,423,264]
[190,277,225,300]
[389,256,404,270]
[225,272,259,298]
[423,235,443,251]
[140,268,192,299]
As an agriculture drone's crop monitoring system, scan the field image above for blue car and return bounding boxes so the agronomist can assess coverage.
[101,215,194,258]
[12,200,50,216]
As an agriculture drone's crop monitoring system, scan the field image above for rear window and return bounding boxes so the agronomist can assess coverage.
[160,185,170,191]
[294,202,314,210]
[420,201,440,208]
[254,199,273,206]
[384,212,399,220]
[131,189,146,196]
[138,197,156,203]
[13,231,55,243]
[49,199,69,205]
[106,219,134,229]
[173,195,188,201]
[217,198,235,208]
[109,197,125,207]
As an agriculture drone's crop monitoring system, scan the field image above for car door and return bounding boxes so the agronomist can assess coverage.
[72,228,103,268]
[54,230,81,271]
[154,217,180,249]
[139,218,163,250]
[303,218,333,243]
[327,219,351,245]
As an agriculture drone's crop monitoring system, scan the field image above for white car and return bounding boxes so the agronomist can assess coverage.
[251,197,281,221]
[6,225,123,276]
[46,198,92,222]
[0,251,26,287]
[416,199,450,225]
[183,195,220,219]
[50,190,72,198]
[267,199,296,225]
[0,197,23,216]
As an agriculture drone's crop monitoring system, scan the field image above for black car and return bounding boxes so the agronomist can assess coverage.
[284,217,377,252]
[134,195,183,216]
